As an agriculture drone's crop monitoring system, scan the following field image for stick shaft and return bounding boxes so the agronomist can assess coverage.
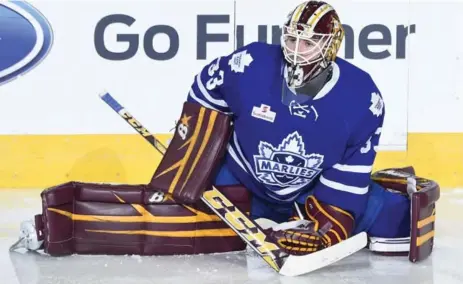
[99,92,167,154]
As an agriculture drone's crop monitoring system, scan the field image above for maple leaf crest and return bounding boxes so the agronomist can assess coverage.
[307,156,323,167]
[258,142,274,159]
[280,132,305,154]
[369,92,384,117]
[228,50,253,73]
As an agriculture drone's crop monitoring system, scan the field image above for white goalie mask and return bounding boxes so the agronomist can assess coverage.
[281,1,344,89]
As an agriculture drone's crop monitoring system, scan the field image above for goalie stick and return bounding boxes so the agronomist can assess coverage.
[99,91,368,276]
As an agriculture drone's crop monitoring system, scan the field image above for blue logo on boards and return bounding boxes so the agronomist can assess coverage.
[0,1,53,86]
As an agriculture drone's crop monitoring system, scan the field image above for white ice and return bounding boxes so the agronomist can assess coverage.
[1,189,463,284]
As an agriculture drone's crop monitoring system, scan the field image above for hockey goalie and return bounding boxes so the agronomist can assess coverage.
[13,0,439,270]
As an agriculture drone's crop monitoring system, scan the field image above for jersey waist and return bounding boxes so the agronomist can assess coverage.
[221,151,306,204]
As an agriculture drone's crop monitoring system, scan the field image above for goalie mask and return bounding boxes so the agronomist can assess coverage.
[281,1,344,94]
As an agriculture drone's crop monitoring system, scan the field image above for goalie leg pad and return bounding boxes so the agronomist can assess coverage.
[366,167,440,262]
[33,181,250,256]
[409,178,439,262]
[149,102,233,203]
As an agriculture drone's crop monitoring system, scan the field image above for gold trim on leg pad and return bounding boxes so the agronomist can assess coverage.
[149,102,233,203]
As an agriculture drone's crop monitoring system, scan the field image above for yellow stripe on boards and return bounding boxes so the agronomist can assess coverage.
[0,133,461,189]
[373,133,463,188]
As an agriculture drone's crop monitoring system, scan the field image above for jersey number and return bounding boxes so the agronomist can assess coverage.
[361,127,382,154]
[206,59,224,90]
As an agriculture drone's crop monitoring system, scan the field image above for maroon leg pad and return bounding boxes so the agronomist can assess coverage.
[371,166,440,262]
[149,102,233,203]
[35,182,250,256]
[409,178,439,262]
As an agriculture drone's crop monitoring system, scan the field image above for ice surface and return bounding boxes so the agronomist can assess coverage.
[1,189,463,284]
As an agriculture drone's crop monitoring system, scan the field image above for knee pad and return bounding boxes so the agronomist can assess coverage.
[366,183,411,239]
[250,195,293,223]
[214,163,240,186]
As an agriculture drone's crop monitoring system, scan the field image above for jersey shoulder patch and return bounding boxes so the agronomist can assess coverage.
[336,58,385,117]
[227,48,254,74]
[226,42,281,74]
[333,58,385,141]
[367,90,384,118]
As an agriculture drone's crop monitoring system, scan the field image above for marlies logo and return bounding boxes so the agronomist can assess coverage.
[253,131,324,187]
[0,1,54,86]
[228,50,253,73]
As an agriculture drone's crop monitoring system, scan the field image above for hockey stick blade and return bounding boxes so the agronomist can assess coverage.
[253,218,368,276]
[279,232,367,276]
[98,91,367,276]
[201,186,285,272]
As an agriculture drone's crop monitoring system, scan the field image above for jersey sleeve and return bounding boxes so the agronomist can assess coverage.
[186,56,231,112]
[300,77,385,220]
[185,44,254,113]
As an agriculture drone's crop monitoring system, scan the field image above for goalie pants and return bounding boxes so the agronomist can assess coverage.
[214,164,411,239]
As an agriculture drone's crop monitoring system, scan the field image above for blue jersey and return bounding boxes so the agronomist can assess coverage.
[186,42,385,219]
